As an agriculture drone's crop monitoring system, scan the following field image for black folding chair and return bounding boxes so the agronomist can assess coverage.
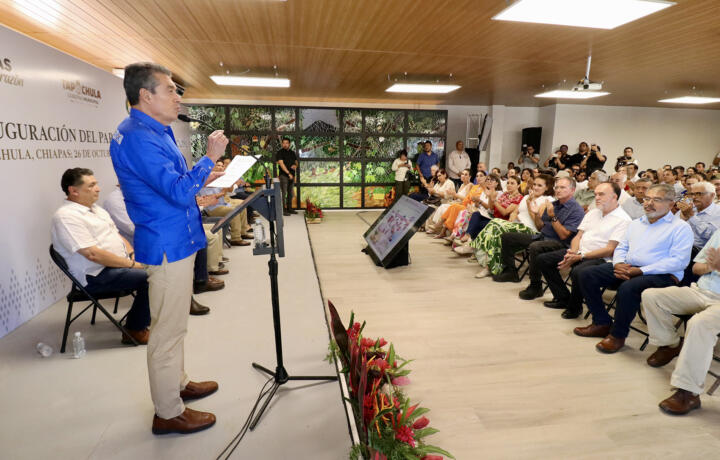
[49,245,139,353]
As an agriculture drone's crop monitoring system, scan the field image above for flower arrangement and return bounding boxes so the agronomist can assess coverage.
[327,300,454,460]
[305,198,324,222]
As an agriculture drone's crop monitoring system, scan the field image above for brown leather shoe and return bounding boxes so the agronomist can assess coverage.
[121,328,149,345]
[596,335,625,353]
[190,297,210,316]
[230,239,251,246]
[152,407,216,435]
[193,277,225,294]
[659,389,701,415]
[180,380,219,401]
[573,323,611,338]
[240,234,254,240]
[208,268,229,276]
[647,339,683,368]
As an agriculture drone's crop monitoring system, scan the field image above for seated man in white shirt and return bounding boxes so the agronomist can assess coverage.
[536,182,631,318]
[52,168,149,344]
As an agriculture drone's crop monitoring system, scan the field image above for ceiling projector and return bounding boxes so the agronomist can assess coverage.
[573,77,603,92]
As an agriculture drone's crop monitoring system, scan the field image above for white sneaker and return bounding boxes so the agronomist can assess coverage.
[475,267,490,278]
[454,245,474,255]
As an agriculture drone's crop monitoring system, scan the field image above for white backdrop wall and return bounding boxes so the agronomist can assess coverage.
[551,104,720,169]
[0,26,130,338]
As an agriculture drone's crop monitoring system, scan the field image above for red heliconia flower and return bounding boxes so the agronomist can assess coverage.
[393,396,400,409]
[420,456,443,460]
[412,416,429,430]
[377,338,388,348]
[360,337,376,350]
[373,358,390,373]
[362,393,375,424]
[395,425,416,447]
[347,322,361,342]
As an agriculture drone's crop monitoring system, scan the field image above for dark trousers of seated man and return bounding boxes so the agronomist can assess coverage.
[536,250,605,313]
[500,232,565,282]
[85,267,150,331]
[193,247,208,286]
[578,262,677,338]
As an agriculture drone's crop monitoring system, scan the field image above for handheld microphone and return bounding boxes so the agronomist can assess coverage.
[177,113,272,187]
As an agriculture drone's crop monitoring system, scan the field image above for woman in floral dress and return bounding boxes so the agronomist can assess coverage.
[469,174,555,278]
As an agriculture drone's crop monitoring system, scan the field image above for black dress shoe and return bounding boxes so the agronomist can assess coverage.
[289,209,298,214]
[561,308,582,319]
[283,211,291,216]
[544,298,567,309]
[492,269,519,283]
[519,284,544,300]
[190,297,210,316]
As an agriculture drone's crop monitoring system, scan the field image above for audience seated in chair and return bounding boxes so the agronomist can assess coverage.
[534,182,631,317]
[622,177,651,219]
[573,183,694,354]
[104,185,225,315]
[198,162,253,247]
[51,168,150,345]
[452,173,506,244]
[492,176,585,284]
[642,229,720,415]
[465,174,555,278]
[440,171,488,241]
[425,169,473,237]
[574,170,607,211]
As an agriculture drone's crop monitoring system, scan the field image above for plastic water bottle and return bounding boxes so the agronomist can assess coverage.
[36,342,53,358]
[72,332,86,359]
[253,221,267,248]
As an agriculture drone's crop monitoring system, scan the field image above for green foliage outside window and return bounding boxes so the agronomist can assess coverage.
[187,105,445,208]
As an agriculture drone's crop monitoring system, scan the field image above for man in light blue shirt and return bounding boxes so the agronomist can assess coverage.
[110,63,226,435]
[676,181,720,249]
[573,184,694,354]
[642,229,720,416]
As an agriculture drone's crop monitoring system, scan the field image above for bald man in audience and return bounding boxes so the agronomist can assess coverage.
[535,182,631,318]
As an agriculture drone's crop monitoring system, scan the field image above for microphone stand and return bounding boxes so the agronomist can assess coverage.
[180,115,337,454]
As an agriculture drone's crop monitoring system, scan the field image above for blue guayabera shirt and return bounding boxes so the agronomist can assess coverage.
[109,108,213,265]
[612,211,693,281]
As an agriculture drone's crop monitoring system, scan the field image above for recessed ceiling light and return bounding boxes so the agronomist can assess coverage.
[111,68,125,79]
[386,84,460,94]
[210,75,290,88]
[658,96,720,105]
[493,0,675,30]
[535,90,610,99]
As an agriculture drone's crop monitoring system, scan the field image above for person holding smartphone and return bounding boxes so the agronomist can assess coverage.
[581,143,606,174]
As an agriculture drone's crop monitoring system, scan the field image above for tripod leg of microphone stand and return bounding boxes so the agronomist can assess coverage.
[249,381,280,431]
[252,362,276,378]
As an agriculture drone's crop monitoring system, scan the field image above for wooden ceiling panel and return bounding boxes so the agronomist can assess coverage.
[1,0,719,108]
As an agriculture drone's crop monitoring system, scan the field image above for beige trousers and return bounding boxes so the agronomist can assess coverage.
[642,284,720,394]
[203,224,223,272]
[206,201,250,241]
[146,253,194,419]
